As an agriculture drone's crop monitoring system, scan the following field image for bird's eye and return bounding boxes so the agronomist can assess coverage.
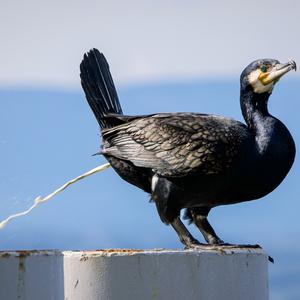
[260,65,268,73]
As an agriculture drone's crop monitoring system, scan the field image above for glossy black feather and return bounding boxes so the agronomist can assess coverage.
[102,113,250,177]
[80,49,123,128]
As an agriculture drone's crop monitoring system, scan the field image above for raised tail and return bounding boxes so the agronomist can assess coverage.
[80,48,123,129]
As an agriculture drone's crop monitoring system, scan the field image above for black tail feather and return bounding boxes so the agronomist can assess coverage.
[80,48,123,128]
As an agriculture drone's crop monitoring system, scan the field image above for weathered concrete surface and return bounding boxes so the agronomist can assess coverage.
[0,250,64,300]
[0,246,268,300]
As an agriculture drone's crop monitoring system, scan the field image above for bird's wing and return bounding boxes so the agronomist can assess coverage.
[102,113,250,177]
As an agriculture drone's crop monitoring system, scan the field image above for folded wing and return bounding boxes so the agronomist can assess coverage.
[102,113,250,177]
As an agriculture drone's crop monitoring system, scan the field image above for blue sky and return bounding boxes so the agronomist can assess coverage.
[0,80,299,299]
[0,80,299,251]
[0,1,300,299]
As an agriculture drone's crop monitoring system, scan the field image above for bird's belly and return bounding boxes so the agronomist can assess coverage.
[173,158,294,208]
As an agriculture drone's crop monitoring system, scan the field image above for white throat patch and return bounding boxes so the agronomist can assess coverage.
[248,69,274,94]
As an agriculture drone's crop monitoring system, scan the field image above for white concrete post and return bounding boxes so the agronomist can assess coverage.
[0,247,268,300]
[0,250,64,300]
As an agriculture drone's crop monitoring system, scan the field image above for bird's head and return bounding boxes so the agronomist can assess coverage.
[240,59,296,94]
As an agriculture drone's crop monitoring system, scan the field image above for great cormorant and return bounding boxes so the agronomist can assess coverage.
[80,49,296,247]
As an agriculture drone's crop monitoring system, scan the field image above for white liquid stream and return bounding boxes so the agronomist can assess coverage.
[0,163,111,229]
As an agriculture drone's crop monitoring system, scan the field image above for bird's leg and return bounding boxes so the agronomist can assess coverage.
[151,176,201,248]
[171,217,202,248]
[189,208,224,244]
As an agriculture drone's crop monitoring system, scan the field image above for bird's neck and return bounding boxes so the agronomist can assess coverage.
[240,89,271,131]
[240,89,277,154]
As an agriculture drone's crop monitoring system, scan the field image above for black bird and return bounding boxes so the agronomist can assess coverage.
[80,48,296,248]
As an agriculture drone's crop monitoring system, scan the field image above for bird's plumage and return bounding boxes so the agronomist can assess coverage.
[80,49,296,247]
[102,113,249,177]
[80,49,123,129]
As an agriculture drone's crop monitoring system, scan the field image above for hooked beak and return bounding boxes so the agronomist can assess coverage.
[260,60,297,85]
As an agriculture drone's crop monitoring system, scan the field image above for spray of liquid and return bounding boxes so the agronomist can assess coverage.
[0,163,111,229]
